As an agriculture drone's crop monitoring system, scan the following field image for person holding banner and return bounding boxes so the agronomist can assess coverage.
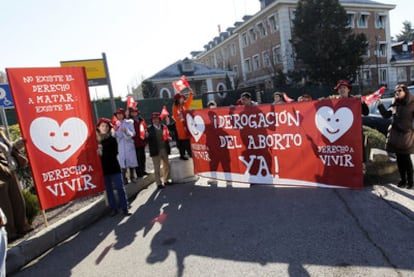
[378,84,414,189]
[273,91,284,105]
[0,128,32,241]
[334,80,369,115]
[113,108,138,184]
[146,112,172,189]
[172,90,193,160]
[96,118,131,216]
[129,108,148,178]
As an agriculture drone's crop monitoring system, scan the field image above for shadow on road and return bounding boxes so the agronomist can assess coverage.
[124,182,413,276]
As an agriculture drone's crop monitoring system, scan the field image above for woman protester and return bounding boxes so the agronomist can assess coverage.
[97,118,131,216]
[378,84,414,189]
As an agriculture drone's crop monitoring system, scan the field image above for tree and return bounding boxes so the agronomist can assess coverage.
[396,21,414,42]
[291,0,368,85]
[141,80,157,99]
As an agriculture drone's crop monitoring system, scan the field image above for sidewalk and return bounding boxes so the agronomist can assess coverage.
[6,174,155,275]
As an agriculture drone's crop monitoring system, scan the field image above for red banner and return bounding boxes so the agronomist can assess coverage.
[186,98,363,189]
[7,67,105,209]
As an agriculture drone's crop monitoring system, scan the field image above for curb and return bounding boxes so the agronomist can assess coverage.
[6,174,155,274]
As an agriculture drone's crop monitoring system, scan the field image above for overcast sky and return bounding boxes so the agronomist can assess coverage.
[0,0,411,98]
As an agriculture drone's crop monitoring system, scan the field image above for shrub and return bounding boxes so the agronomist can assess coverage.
[363,125,386,150]
[23,188,40,224]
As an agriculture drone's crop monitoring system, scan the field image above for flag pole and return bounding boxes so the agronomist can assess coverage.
[42,210,49,227]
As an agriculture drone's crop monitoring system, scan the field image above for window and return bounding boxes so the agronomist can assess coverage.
[397,67,407,82]
[160,88,172,99]
[249,28,257,42]
[242,32,249,47]
[262,51,271,67]
[379,68,387,84]
[346,13,355,28]
[273,46,282,64]
[376,13,386,29]
[378,42,387,57]
[362,46,370,57]
[230,43,237,56]
[244,58,252,73]
[268,14,279,32]
[357,13,369,28]
[253,55,261,71]
[233,65,238,74]
[290,8,296,22]
[257,21,267,38]
[411,66,414,81]
[362,70,371,81]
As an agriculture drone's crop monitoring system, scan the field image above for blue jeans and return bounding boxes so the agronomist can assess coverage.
[0,227,6,277]
[104,174,129,211]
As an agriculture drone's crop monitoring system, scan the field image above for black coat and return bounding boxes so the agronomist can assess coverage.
[147,124,171,157]
[379,93,414,154]
[100,135,121,175]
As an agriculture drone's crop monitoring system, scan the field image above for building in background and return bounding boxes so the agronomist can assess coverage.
[390,41,414,85]
[192,0,396,90]
[143,58,235,99]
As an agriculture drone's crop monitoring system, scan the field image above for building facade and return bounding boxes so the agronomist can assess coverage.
[193,0,396,90]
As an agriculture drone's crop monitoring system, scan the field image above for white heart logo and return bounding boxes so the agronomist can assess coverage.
[315,106,353,143]
[186,114,205,142]
[30,117,89,164]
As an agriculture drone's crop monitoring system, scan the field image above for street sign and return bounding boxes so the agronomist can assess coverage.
[0,84,15,108]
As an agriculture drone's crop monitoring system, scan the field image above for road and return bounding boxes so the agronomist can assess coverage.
[12,179,414,277]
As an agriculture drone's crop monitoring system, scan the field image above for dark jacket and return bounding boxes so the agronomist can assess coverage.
[100,135,121,175]
[379,92,414,154]
[147,124,171,157]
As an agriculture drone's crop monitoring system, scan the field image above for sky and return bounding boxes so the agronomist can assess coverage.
[0,0,411,99]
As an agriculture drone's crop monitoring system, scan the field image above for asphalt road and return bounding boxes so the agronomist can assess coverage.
[12,179,414,277]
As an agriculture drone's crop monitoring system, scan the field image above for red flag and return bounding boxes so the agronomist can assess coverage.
[283,92,294,103]
[162,125,170,141]
[126,96,137,109]
[172,75,190,93]
[160,105,169,119]
[139,121,147,140]
[362,86,386,106]
[111,116,121,131]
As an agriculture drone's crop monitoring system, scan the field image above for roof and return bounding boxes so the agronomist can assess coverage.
[148,58,234,81]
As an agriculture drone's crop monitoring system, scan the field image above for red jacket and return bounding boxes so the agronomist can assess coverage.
[131,117,148,148]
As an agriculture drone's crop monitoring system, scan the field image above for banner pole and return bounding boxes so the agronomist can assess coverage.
[42,210,49,227]
[102,52,117,113]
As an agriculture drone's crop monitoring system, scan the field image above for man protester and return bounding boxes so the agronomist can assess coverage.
[146,112,172,189]
[0,208,6,277]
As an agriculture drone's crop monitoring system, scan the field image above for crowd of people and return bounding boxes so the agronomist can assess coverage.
[0,80,413,275]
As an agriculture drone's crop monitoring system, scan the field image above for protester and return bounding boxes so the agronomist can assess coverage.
[0,128,32,241]
[334,80,369,115]
[129,107,148,178]
[114,108,138,183]
[96,118,131,216]
[378,84,414,189]
[146,112,172,189]
[240,92,257,106]
[0,208,7,277]
[172,90,193,160]
[273,91,284,105]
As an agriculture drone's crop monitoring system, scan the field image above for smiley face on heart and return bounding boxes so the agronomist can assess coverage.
[186,114,205,142]
[30,117,88,164]
[315,106,353,143]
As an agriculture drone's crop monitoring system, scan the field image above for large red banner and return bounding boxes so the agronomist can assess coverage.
[186,98,363,189]
[7,67,105,209]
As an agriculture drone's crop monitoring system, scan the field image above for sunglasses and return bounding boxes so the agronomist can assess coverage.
[394,89,403,93]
